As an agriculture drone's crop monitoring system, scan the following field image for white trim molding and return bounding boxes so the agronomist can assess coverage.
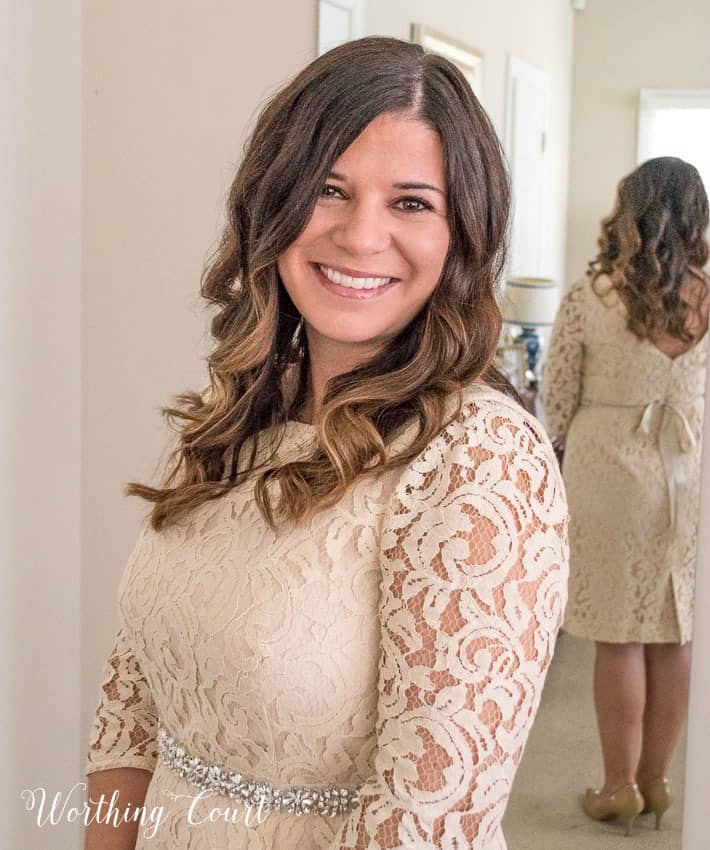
[317,0,365,56]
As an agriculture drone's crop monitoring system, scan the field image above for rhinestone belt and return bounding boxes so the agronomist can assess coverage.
[156,724,361,817]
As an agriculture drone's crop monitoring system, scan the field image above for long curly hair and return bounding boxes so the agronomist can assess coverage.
[588,156,709,341]
[126,35,515,531]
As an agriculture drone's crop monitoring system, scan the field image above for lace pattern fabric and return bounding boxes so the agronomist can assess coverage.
[540,274,707,644]
[86,622,159,773]
[86,383,569,849]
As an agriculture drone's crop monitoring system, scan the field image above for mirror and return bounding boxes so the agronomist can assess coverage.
[358,2,709,848]
[9,3,709,850]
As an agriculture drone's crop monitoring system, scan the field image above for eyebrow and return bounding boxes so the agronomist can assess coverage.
[328,170,445,196]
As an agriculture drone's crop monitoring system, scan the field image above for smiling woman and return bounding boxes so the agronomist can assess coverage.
[277,111,452,419]
[84,35,569,850]
[120,34,521,530]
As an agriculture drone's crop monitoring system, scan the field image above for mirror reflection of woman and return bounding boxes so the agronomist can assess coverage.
[83,37,569,850]
[541,157,709,836]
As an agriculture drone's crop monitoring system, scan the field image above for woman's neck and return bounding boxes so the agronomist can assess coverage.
[295,326,386,424]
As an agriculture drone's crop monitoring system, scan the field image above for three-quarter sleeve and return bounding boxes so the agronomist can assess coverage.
[85,622,159,775]
[539,279,586,442]
[327,395,569,849]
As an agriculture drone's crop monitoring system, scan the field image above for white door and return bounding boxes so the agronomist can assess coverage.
[504,56,550,278]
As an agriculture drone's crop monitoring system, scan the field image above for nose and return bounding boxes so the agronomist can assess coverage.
[330,198,391,256]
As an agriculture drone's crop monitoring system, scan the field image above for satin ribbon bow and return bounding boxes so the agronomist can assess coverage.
[637,401,697,533]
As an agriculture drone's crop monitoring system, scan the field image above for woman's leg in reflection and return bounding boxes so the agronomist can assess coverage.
[593,641,645,793]
[636,641,692,782]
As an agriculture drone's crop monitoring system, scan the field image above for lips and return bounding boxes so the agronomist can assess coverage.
[316,262,399,281]
[311,262,400,300]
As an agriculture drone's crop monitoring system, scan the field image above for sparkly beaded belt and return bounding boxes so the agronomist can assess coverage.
[156,724,361,817]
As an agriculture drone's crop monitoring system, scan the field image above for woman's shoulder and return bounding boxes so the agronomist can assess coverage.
[403,380,560,473]
[569,272,618,306]
[458,381,556,454]
[550,275,595,325]
[385,380,567,524]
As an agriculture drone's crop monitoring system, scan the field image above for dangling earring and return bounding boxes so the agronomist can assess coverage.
[296,315,306,350]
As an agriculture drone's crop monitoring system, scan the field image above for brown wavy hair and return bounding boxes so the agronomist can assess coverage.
[126,35,516,531]
[588,156,709,341]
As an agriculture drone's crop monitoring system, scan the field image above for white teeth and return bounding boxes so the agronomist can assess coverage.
[318,264,393,290]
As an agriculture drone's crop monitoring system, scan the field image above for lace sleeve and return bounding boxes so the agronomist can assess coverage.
[85,623,159,775]
[327,397,569,849]
[539,280,586,442]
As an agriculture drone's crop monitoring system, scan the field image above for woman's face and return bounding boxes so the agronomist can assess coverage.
[277,111,450,360]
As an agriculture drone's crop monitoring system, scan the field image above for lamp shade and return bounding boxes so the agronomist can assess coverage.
[501,277,559,327]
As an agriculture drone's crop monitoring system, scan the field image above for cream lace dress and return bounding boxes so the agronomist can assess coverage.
[540,274,707,645]
[85,381,569,849]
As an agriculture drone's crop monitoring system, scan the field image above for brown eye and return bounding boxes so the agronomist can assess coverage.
[321,184,345,198]
[396,197,433,213]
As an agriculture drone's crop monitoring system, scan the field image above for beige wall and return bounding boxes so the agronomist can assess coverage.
[3,0,81,847]
[81,0,317,771]
[566,0,710,285]
[366,0,575,284]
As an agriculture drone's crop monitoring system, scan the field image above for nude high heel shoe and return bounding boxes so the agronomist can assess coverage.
[582,782,645,836]
[637,776,672,829]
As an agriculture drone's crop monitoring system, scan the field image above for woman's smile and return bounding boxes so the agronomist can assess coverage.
[311,262,400,299]
[277,111,450,350]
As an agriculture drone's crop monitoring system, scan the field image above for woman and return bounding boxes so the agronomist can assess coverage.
[84,37,568,850]
[541,157,709,836]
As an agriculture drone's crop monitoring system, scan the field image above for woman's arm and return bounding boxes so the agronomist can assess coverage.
[84,768,152,850]
[83,624,159,849]
[539,280,586,446]
[327,395,570,849]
